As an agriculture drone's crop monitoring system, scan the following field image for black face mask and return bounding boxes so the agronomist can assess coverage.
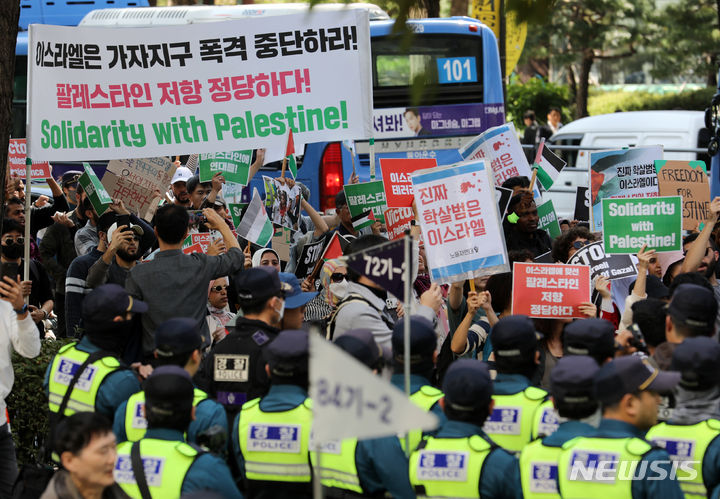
[1,242,23,260]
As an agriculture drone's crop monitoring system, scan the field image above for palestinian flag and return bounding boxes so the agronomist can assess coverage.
[321,233,348,261]
[236,188,273,247]
[287,154,298,179]
[533,142,566,190]
[351,209,376,230]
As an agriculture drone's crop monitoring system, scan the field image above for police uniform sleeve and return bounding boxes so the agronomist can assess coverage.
[95,370,141,420]
[113,401,129,442]
[187,399,228,446]
[183,453,244,498]
[231,412,247,478]
[480,448,523,499]
[703,436,720,496]
[356,437,414,499]
[633,449,684,499]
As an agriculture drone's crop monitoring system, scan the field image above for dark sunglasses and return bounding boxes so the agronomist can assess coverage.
[330,272,346,283]
[210,284,229,292]
[572,240,589,250]
[2,236,24,245]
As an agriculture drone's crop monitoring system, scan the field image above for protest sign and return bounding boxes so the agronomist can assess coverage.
[182,242,203,255]
[228,203,247,227]
[106,157,176,194]
[602,196,682,254]
[190,233,212,254]
[272,226,293,262]
[78,163,111,216]
[309,333,439,442]
[262,176,276,208]
[344,238,409,299]
[101,172,159,222]
[590,146,662,231]
[495,186,513,219]
[294,236,327,278]
[534,251,554,264]
[8,139,51,179]
[655,160,710,230]
[413,159,509,284]
[537,199,561,239]
[567,241,636,281]
[384,207,414,241]
[459,122,534,187]
[573,186,590,222]
[344,181,387,223]
[270,180,301,229]
[511,262,591,319]
[222,182,250,203]
[27,10,373,161]
[198,150,252,184]
[381,158,437,207]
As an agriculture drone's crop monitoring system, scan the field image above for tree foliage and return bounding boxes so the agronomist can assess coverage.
[506,76,569,127]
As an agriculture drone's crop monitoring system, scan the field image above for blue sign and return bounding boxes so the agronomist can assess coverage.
[437,57,478,84]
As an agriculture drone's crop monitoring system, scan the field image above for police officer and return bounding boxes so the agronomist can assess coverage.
[519,355,600,498]
[198,267,290,419]
[114,366,242,498]
[232,330,313,499]
[563,318,616,365]
[483,316,554,453]
[278,272,318,330]
[391,316,447,454]
[409,359,521,498]
[310,328,414,498]
[45,284,144,425]
[646,337,720,497]
[558,356,683,498]
[114,318,227,448]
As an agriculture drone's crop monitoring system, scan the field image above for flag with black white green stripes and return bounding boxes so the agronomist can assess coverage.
[533,142,566,190]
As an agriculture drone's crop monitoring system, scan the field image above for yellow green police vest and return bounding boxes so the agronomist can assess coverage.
[114,438,198,498]
[400,385,444,453]
[309,438,363,493]
[409,434,493,498]
[238,397,313,482]
[520,438,562,498]
[533,400,560,439]
[557,436,652,498]
[646,419,720,498]
[482,386,549,453]
[123,388,209,442]
[47,343,121,416]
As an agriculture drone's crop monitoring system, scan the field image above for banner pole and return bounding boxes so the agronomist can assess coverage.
[23,157,31,291]
[369,138,376,180]
[312,442,323,499]
[403,230,412,456]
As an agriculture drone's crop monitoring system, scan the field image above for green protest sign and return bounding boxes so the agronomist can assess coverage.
[228,203,247,227]
[537,199,561,239]
[602,196,682,254]
[78,163,111,216]
[198,150,252,185]
[343,181,387,223]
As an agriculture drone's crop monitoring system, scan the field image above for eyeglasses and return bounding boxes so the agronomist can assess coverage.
[330,272,346,283]
[210,284,228,292]
[572,240,589,250]
[1,236,24,245]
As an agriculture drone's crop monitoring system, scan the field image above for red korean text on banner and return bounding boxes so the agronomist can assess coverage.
[384,207,414,241]
[190,233,213,254]
[8,139,51,179]
[182,243,204,255]
[381,158,437,207]
[511,262,591,319]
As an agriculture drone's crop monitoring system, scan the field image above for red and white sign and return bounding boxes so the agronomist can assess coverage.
[381,158,436,207]
[384,207,414,240]
[8,139,51,179]
[190,233,213,254]
[182,242,204,255]
[512,262,591,319]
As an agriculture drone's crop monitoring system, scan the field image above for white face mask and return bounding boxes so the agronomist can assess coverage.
[274,299,285,321]
[329,280,349,303]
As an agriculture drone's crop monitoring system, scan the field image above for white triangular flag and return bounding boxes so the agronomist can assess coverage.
[310,333,439,442]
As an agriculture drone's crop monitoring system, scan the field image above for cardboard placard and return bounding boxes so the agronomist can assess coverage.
[101,172,160,222]
[106,156,176,194]
[602,196,682,254]
[381,158,437,207]
[655,160,710,231]
[272,226,293,262]
[512,262,591,319]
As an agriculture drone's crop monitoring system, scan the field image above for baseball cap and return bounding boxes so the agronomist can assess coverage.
[279,272,318,309]
[236,267,289,301]
[96,212,118,234]
[667,284,718,331]
[442,359,493,411]
[61,170,82,188]
[671,336,720,390]
[107,222,144,243]
[334,328,383,369]
[154,318,204,357]
[266,330,309,377]
[594,356,681,405]
[490,315,540,360]
[171,166,193,185]
[391,316,436,363]
[212,195,227,208]
[551,355,599,404]
[144,366,194,418]
[82,284,148,328]
[563,318,615,360]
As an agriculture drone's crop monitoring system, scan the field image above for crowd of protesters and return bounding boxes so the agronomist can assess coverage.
[1,151,720,499]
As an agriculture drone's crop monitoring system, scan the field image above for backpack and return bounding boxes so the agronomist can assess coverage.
[326,293,394,341]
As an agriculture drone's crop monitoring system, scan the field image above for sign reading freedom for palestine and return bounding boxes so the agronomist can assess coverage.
[602,196,682,254]
[26,10,373,161]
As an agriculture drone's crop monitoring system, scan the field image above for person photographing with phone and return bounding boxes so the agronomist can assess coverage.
[0,264,41,493]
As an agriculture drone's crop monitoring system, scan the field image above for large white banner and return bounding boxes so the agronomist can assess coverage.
[27,10,372,161]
